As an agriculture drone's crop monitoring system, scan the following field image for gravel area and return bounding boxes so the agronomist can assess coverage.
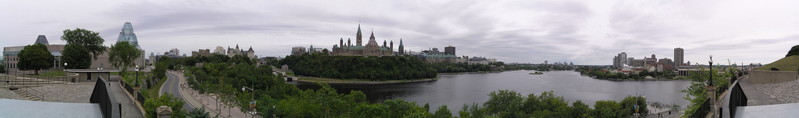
[752,79,799,104]
[0,89,26,100]
[27,82,95,103]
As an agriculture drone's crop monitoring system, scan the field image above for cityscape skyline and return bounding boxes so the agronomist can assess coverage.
[2,0,799,65]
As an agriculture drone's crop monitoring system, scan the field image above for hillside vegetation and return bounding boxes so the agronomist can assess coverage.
[757,55,799,71]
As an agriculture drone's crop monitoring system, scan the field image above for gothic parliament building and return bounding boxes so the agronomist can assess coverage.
[332,24,405,56]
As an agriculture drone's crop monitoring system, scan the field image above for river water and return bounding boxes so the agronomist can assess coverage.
[295,70,692,110]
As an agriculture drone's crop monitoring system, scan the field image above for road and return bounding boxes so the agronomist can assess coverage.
[161,71,194,111]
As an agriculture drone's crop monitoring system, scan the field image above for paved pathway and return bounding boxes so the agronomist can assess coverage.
[166,71,260,118]
[109,82,145,118]
[0,89,26,100]
[162,72,194,111]
[738,75,781,106]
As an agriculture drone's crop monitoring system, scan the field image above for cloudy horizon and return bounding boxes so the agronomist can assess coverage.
[2,0,799,65]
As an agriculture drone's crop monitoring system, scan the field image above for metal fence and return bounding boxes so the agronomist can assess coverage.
[121,80,147,107]
[692,99,712,118]
[728,79,748,118]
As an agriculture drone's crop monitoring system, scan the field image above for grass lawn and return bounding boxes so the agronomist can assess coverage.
[22,70,67,78]
[144,78,168,99]
[756,56,799,71]
[285,72,296,76]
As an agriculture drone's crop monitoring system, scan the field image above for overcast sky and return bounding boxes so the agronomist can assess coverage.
[2,0,798,65]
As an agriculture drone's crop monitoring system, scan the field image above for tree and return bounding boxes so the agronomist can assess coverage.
[188,107,211,118]
[153,62,167,79]
[143,94,187,118]
[433,105,452,118]
[17,43,54,75]
[0,63,5,73]
[592,100,623,118]
[61,28,106,59]
[61,44,92,69]
[484,90,523,114]
[787,45,799,57]
[108,41,141,74]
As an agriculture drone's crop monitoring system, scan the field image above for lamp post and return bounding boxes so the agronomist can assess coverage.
[242,86,255,118]
[707,55,716,117]
[64,63,67,82]
[134,65,140,100]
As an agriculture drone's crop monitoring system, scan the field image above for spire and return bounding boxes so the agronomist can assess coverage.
[399,38,405,54]
[356,24,362,36]
[340,37,344,48]
[34,35,49,45]
[249,46,253,51]
[383,40,387,47]
[356,24,362,46]
[347,38,351,46]
[370,31,375,39]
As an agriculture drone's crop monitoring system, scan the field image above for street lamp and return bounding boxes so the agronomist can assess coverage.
[706,55,717,117]
[64,63,67,82]
[242,86,256,118]
[134,65,141,99]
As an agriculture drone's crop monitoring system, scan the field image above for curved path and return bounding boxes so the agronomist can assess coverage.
[161,71,194,111]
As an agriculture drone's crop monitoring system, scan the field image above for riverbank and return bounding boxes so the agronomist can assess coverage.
[592,76,688,81]
[296,77,437,85]
[438,71,502,75]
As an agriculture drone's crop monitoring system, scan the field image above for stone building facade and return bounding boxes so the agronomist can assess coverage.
[331,24,398,56]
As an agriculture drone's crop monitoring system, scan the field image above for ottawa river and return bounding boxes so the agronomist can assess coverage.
[295,70,692,111]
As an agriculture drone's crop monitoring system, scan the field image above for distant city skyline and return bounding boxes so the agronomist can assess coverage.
[2,0,799,65]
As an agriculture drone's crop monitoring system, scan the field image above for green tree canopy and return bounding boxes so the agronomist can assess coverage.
[787,45,799,57]
[108,41,141,73]
[0,63,6,73]
[433,105,453,118]
[17,43,54,75]
[61,44,91,69]
[61,28,106,59]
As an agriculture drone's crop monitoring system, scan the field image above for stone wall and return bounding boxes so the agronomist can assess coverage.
[749,70,798,84]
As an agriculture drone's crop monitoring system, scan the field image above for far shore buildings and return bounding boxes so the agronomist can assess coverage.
[289,24,499,65]
[3,22,145,73]
[612,52,675,73]
[331,24,397,56]
[187,45,255,58]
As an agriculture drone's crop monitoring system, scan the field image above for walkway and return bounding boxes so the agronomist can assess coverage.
[110,81,145,118]
[738,75,781,105]
[162,72,194,111]
[166,71,259,118]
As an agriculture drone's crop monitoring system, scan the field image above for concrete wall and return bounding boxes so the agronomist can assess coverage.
[77,72,113,82]
[749,70,798,84]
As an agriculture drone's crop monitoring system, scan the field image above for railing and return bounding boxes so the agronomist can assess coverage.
[692,99,712,118]
[120,79,147,106]
[728,78,747,118]
[89,77,121,118]
[136,92,146,104]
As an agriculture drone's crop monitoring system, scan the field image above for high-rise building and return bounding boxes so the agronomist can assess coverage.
[618,52,627,65]
[674,48,684,67]
[167,48,180,56]
[613,56,620,68]
[444,46,456,55]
